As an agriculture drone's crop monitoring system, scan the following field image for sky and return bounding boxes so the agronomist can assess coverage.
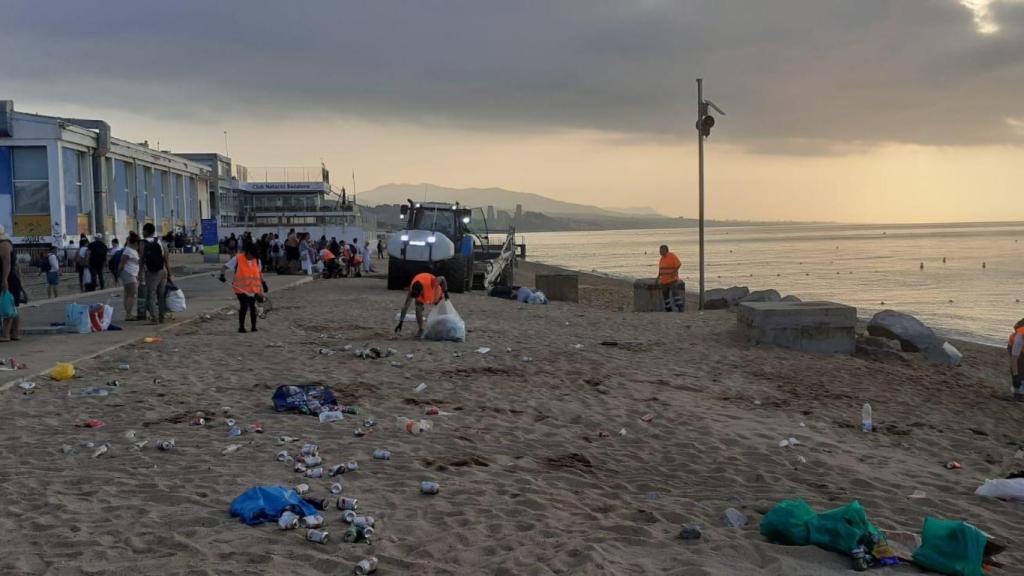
[1,0,1022,223]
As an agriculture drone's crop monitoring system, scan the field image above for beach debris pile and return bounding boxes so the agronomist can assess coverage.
[352,346,397,360]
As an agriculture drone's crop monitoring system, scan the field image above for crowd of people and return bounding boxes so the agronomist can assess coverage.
[219,229,383,278]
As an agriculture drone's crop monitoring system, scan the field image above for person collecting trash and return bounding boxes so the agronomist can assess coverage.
[220,239,269,333]
[657,244,684,312]
[395,272,449,338]
[1008,318,1024,401]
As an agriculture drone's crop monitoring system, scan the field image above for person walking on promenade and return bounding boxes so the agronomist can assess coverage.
[44,244,60,299]
[362,240,374,273]
[1007,318,1024,401]
[377,238,385,260]
[657,244,684,312]
[395,272,449,338]
[118,231,142,321]
[76,237,88,292]
[221,239,267,333]
[142,223,171,325]
[0,226,25,341]
[86,233,109,290]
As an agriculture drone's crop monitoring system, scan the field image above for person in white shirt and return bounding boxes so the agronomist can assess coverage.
[45,245,60,299]
[118,231,142,321]
[76,237,88,292]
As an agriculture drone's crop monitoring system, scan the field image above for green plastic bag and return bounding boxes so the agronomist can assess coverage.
[760,499,815,545]
[808,500,879,553]
[913,517,987,576]
[0,290,17,319]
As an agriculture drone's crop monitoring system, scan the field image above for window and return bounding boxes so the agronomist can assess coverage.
[13,147,49,214]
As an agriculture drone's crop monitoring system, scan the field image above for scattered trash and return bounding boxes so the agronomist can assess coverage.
[425,406,440,416]
[974,478,1024,501]
[272,384,338,416]
[295,462,308,473]
[60,444,74,454]
[909,490,927,499]
[753,400,762,406]
[353,428,367,437]
[222,444,242,455]
[598,430,610,438]
[390,361,402,367]
[80,419,105,428]
[337,497,358,511]
[91,443,109,458]
[304,455,322,467]
[420,481,440,495]
[354,347,394,360]
[74,386,110,397]
[105,379,120,387]
[133,441,148,450]
[228,426,242,437]
[302,514,325,529]
[279,436,299,443]
[301,444,319,456]
[277,511,300,530]
[305,467,324,478]
[945,461,962,470]
[913,517,999,576]
[124,430,137,440]
[640,414,654,423]
[247,422,264,434]
[505,347,512,353]
[225,418,237,427]
[49,362,75,381]
[354,556,379,575]
[861,402,873,433]
[573,344,584,350]
[373,449,392,460]
[118,364,131,370]
[319,410,345,424]
[229,486,319,525]
[17,381,35,391]
[476,347,491,354]
[521,356,532,362]
[330,483,343,495]
[398,417,433,435]
[723,507,748,528]
[318,348,336,356]
[142,336,162,344]
[796,455,807,464]
[277,450,291,462]
[778,437,800,448]
[294,483,310,495]
[414,383,427,393]
[679,525,702,540]
[405,353,414,359]
[617,428,627,437]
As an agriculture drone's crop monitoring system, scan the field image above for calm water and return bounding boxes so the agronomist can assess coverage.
[524,222,1024,346]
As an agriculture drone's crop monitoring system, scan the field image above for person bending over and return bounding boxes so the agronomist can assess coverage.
[395,272,449,338]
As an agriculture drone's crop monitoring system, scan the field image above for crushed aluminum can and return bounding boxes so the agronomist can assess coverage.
[191,412,206,426]
[353,428,367,437]
[345,461,359,472]
[305,467,324,478]
[228,426,242,437]
[225,418,236,427]
[337,497,358,511]
[303,455,322,467]
[328,464,346,477]
[302,514,325,529]
[420,481,440,495]
[306,529,329,544]
[294,483,310,495]
[294,462,308,473]
[341,405,358,415]
[361,526,375,540]
[945,461,962,470]
[278,511,300,530]
[301,443,319,456]
[330,483,343,495]
[363,418,376,428]
[343,524,360,543]
[157,439,176,451]
[342,510,357,524]
[303,497,330,511]
[354,556,379,575]
[373,449,391,460]
[352,516,375,528]
[276,450,291,462]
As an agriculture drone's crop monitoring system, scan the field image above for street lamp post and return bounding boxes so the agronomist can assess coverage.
[695,78,725,311]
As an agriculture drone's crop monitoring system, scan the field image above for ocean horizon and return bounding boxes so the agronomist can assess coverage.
[524,221,1024,347]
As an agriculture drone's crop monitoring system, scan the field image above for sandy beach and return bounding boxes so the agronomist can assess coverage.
[1,261,1021,575]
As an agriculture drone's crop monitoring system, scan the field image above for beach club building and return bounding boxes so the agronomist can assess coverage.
[0,100,210,247]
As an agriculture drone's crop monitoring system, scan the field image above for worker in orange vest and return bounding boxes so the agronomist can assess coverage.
[220,239,268,333]
[657,244,684,312]
[1008,318,1024,400]
[395,272,449,337]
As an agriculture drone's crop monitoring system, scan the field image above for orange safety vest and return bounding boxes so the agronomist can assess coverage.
[658,252,681,286]
[320,249,336,262]
[410,272,442,305]
[232,254,263,295]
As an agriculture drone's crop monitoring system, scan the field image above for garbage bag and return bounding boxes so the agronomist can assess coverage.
[527,290,549,305]
[272,384,338,415]
[65,303,92,334]
[49,362,75,381]
[974,478,1024,502]
[229,486,318,525]
[165,283,186,313]
[912,517,987,576]
[760,499,816,546]
[422,300,466,342]
[807,500,880,553]
[515,286,533,303]
[0,290,17,319]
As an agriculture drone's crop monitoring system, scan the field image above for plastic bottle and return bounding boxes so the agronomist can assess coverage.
[397,417,433,435]
[319,410,345,423]
[861,402,873,433]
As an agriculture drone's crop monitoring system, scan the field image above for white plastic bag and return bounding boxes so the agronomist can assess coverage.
[166,288,186,312]
[422,300,466,342]
[527,290,549,305]
[975,478,1024,501]
[82,267,93,287]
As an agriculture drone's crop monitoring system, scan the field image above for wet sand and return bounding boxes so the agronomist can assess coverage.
[1,263,1021,575]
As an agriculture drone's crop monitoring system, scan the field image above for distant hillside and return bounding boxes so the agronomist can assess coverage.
[357,183,630,217]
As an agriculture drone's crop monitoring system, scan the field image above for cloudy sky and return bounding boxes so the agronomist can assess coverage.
[2,0,1022,222]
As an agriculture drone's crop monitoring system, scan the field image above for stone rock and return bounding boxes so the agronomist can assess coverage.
[781,295,802,303]
[740,289,782,304]
[857,335,904,352]
[704,286,749,310]
[923,341,962,367]
[679,525,703,540]
[866,310,939,352]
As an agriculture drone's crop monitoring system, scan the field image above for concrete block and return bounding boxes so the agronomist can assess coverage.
[737,301,857,354]
[633,278,685,312]
[535,273,579,303]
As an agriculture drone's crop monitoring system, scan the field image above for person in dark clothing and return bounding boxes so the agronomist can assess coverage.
[318,235,328,251]
[0,225,26,341]
[226,233,238,255]
[329,237,341,258]
[377,238,385,260]
[86,233,109,290]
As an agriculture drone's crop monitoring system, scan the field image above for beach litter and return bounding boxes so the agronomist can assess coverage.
[318,348,336,356]
[48,362,75,381]
[80,419,105,428]
[913,517,1002,576]
[272,384,339,416]
[319,410,345,423]
[354,557,379,575]
[944,460,962,470]
[74,386,110,397]
[573,344,585,350]
[17,381,35,391]
[421,300,466,342]
[778,437,800,448]
[91,443,109,458]
[158,439,176,451]
[414,382,427,393]
[405,353,414,359]
[476,347,491,354]
[909,490,927,499]
[398,417,433,435]
[142,336,162,344]
[420,481,440,495]
[61,444,74,454]
[229,486,319,525]
[222,444,243,455]
[330,483,343,495]
[307,529,330,543]
[723,508,748,528]
[679,525,702,540]
[974,478,1024,502]
[373,448,392,460]
[641,414,654,423]
[617,428,627,437]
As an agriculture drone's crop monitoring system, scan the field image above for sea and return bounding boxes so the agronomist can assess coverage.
[524,222,1024,346]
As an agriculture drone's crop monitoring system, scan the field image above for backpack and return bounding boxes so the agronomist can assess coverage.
[109,249,122,275]
[39,254,51,272]
[143,240,165,272]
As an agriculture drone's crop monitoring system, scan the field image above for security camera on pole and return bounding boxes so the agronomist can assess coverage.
[695,78,725,311]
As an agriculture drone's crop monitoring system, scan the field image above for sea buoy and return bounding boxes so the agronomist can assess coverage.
[982,262,987,269]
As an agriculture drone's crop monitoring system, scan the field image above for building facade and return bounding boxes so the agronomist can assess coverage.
[0,100,209,246]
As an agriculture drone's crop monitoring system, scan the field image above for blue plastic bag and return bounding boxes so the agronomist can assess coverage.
[272,384,338,415]
[64,303,92,333]
[0,290,16,319]
[229,486,318,525]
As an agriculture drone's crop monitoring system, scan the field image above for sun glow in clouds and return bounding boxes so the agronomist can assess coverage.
[961,0,999,33]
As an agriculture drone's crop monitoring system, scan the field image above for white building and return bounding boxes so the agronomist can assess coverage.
[0,100,210,246]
